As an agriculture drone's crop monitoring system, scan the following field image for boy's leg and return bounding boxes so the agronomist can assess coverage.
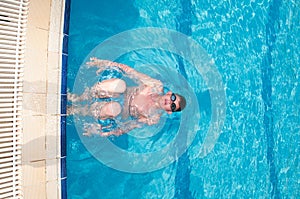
[67,101,122,120]
[67,78,126,102]
[91,78,126,98]
[90,101,121,120]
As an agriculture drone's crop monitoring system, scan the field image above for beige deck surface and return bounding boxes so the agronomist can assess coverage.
[22,0,65,198]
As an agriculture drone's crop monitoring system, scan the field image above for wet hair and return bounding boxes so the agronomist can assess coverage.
[174,94,186,112]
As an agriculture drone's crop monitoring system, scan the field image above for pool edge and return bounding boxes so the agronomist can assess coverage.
[60,0,71,199]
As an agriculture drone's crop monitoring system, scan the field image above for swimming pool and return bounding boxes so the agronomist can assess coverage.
[65,0,299,198]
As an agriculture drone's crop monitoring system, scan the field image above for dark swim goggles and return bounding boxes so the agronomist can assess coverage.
[171,93,177,112]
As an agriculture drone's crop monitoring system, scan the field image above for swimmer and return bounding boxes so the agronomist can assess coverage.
[67,57,186,137]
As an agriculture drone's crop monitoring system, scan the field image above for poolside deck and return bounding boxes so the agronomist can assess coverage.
[22,0,65,198]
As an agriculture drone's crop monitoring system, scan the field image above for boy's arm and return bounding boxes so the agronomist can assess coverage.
[86,57,135,74]
[83,120,142,137]
[101,121,142,137]
[138,114,161,125]
[102,115,161,136]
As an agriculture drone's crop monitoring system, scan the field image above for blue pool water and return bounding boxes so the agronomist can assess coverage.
[66,0,299,198]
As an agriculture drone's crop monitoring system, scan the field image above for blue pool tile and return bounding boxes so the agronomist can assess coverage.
[61,54,68,95]
[61,115,66,157]
[61,178,67,199]
[62,34,69,55]
[61,75,67,95]
[63,0,71,35]
[61,0,70,198]
[61,94,67,115]
[62,54,68,70]
[61,157,67,178]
